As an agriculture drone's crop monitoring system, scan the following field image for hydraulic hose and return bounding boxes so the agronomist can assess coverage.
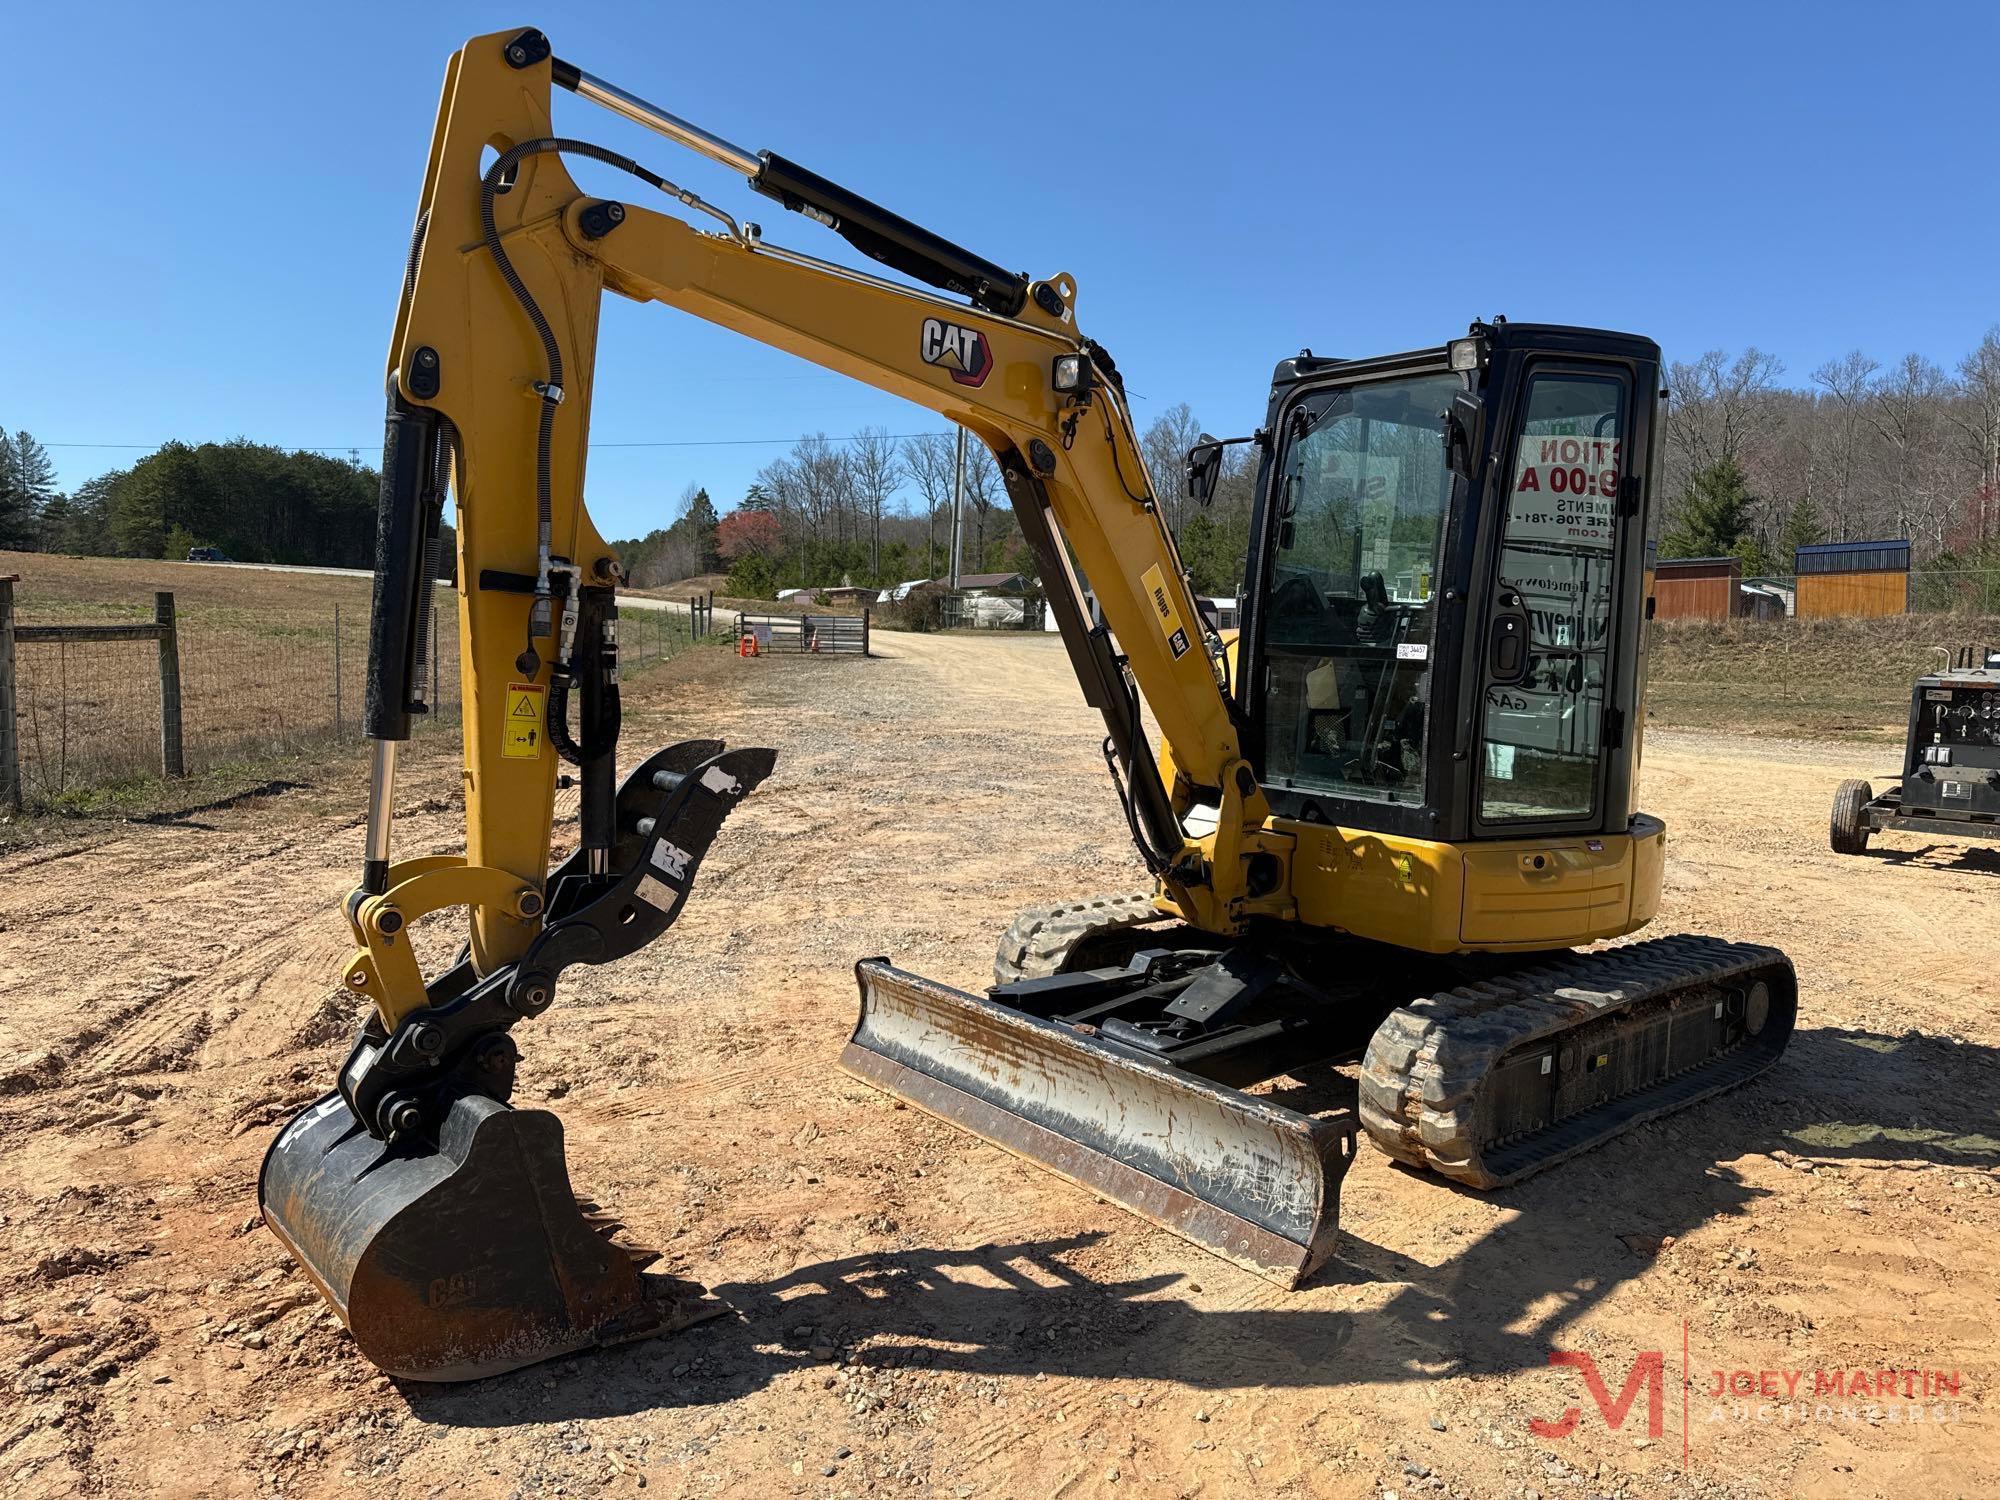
[477,138,672,669]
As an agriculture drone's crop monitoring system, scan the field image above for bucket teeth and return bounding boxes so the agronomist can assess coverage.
[578,1205,629,1237]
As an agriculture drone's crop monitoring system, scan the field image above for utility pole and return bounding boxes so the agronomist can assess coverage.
[948,426,966,589]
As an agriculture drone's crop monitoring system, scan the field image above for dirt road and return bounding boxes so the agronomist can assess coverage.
[2,633,1994,1499]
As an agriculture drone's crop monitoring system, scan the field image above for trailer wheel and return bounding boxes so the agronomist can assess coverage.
[1830,779,1873,855]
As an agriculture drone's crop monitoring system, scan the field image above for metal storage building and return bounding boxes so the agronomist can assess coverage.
[1652,555,1743,621]
[1795,539,1909,618]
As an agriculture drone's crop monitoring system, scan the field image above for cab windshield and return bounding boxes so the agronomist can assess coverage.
[1257,370,1460,804]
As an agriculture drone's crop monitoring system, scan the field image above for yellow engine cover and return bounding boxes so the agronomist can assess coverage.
[1281,813,1666,954]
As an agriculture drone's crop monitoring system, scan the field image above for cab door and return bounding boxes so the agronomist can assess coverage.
[1472,365,1636,834]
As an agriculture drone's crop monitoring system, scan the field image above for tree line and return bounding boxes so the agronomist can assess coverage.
[616,417,1251,603]
[1657,328,2000,574]
[14,321,1995,600]
[1138,323,2000,598]
[610,428,1031,600]
[0,432,385,566]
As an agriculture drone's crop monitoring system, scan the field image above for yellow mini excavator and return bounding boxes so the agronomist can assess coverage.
[264,28,1796,1380]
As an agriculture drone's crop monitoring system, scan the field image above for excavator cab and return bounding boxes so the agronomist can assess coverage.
[1246,327,1649,870]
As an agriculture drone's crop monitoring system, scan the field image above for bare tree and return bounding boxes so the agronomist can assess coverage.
[1663,347,1782,482]
[1951,327,2000,543]
[962,443,1006,572]
[1139,402,1203,533]
[1809,350,1881,540]
[1868,354,1955,553]
[848,426,901,580]
[900,431,957,576]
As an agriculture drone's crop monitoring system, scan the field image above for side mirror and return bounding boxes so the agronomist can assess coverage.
[1443,390,1485,480]
[1185,438,1225,507]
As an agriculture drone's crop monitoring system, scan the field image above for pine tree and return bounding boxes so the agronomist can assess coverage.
[1773,495,1825,572]
[1660,457,1762,561]
[0,430,39,550]
[36,494,74,553]
[64,471,123,556]
[10,432,60,553]
[684,486,721,571]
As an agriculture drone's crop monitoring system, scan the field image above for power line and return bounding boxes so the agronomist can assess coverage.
[43,430,957,455]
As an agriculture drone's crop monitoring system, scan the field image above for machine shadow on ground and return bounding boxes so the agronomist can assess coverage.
[401,1023,1999,1428]
[1865,841,2000,876]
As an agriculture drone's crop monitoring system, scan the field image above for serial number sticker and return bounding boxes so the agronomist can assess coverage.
[635,874,681,912]
[1396,642,1429,661]
[501,683,546,759]
[1139,563,1192,660]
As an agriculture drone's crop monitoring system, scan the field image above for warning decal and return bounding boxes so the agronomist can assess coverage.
[1139,564,1193,660]
[502,683,545,759]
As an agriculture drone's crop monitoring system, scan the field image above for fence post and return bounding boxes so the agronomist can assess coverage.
[333,603,342,739]
[862,607,871,658]
[155,591,184,777]
[1,577,19,812]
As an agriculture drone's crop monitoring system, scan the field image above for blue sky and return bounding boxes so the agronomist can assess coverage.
[7,2,1994,542]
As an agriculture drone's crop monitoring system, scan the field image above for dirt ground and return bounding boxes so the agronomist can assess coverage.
[1,632,1995,1500]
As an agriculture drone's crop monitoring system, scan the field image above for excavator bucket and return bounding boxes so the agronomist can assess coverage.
[261,1089,718,1381]
[843,960,1355,1286]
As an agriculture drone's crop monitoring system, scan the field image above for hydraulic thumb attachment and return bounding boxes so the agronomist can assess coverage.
[263,742,773,1380]
[264,373,774,1380]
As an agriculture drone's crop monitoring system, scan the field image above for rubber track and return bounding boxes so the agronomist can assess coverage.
[1358,933,1796,1189]
[992,891,1165,986]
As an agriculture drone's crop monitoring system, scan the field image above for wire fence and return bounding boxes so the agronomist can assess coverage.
[940,595,1047,630]
[1908,570,2000,615]
[4,589,710,809]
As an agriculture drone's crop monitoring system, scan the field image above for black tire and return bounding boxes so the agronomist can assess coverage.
[1830,778,1873,855]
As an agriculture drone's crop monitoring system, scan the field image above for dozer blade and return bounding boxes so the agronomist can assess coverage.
[844,960,1354,1286]
[260,1090,717,1381]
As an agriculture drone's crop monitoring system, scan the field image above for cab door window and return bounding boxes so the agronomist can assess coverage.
[1477,372,1627,822]
[1258,372,1459,805]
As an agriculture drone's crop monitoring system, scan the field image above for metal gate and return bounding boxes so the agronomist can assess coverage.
[737,612,870,656]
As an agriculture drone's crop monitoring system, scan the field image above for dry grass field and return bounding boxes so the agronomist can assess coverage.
[1646,614,2000,739]
[1,553,702,813]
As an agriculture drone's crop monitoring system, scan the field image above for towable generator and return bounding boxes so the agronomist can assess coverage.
[1831,645,2000,854]
[263,28,1796,1379]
